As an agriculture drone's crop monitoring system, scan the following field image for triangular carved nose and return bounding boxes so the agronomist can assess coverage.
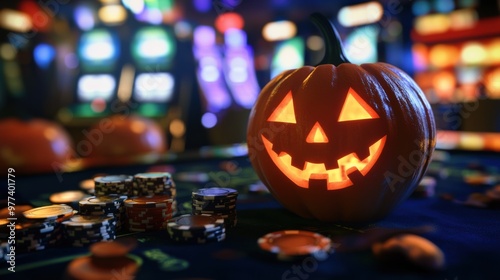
[306,122,329,143]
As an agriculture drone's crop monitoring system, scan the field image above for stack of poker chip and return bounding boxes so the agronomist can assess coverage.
[124,195,174,232]
[167,214,226,244]
[0,204,74,253]
[78,195,127,232]
[132,173,177,211]
[62,215,117,247]
[192,188,238,228]
[94,175,133,196]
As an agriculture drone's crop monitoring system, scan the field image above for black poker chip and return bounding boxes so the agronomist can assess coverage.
[62,215,117,247]
[191,188,238,228]
[166,214,227,244]
[78,195,127,231]
[132,172,176,197]
[94,175,133,196]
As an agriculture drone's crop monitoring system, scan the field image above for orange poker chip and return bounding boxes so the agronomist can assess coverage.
[66,256,139,280]
[79,179,95,193]
[258,230,333,261]
[50,190,87,204]
[0,204,32,219]
[23,204,74,221]
[90,241,131,258]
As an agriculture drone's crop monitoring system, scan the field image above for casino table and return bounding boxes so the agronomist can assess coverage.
[1,147,499,280]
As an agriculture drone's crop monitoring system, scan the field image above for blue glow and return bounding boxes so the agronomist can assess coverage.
[201,112,217,128]
[134,73,175,102]
[138,39,169,58]
[412,0,430,16]
[34,43,55,69]
[79,30,118,63]
[435,0,454,13]
[271,37,304,78]
[194,26,216,47]
[344,25,379,64]
[194,0,211,12]
[122,0,144,14]
[74,5,95,30]
[225,28,246,48]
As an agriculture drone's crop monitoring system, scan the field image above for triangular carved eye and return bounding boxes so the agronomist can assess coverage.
[267,91,296,124]
[338,88,379,122]
[306,122,329,143]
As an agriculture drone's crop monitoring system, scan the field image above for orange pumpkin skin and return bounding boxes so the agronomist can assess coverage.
[247,62,435,223]
[87,115,166,159]
[0,118,74,174]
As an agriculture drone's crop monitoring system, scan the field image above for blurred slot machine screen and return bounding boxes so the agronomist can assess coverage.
[131,26,177,106]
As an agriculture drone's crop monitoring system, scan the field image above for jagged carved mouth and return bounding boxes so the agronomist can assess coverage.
[261,135,387,190]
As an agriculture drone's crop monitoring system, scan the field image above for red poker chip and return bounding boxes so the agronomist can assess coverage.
[258,230,333,261]
[66,255,139,280]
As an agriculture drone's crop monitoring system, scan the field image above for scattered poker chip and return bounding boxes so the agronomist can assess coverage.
[167,214,226,244]
[66,255,139,280]
[0,204,33,219]
[486,185,500,200]
[463,173,497,185]
[90,241,131,259]
[23,204,74,221]
[463,193,494,208]
[50,190,88,204]
[79,179,95,194]
[258,230,333,261]
[94,175,133,196]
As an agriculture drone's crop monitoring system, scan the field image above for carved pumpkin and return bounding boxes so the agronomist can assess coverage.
[247,14,436,222]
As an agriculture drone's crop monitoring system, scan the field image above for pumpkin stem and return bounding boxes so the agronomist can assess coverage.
[310,13,351,66]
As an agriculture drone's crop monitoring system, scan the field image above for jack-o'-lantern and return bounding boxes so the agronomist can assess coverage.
[247,14,436,222]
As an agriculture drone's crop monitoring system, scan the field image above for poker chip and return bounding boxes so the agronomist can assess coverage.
[79,195,127,231]
[79,179,95,194]
[132,172,176,197]
[167,214,226,244]
[62,215,117,247]
[50,190,88,205]
[132,172,178,216]
[258,230,333,261]
[192,188,238,228]
[23,204,74,221]
[486,185,500,200]
[94,175,133,196]
[125,195,174,232]
[463,172,497,185]
[0,204,33,219]
[66,255,139,280]
[0,217,65,253]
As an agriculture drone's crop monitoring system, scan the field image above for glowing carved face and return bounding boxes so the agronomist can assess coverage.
[261,88,387,190]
